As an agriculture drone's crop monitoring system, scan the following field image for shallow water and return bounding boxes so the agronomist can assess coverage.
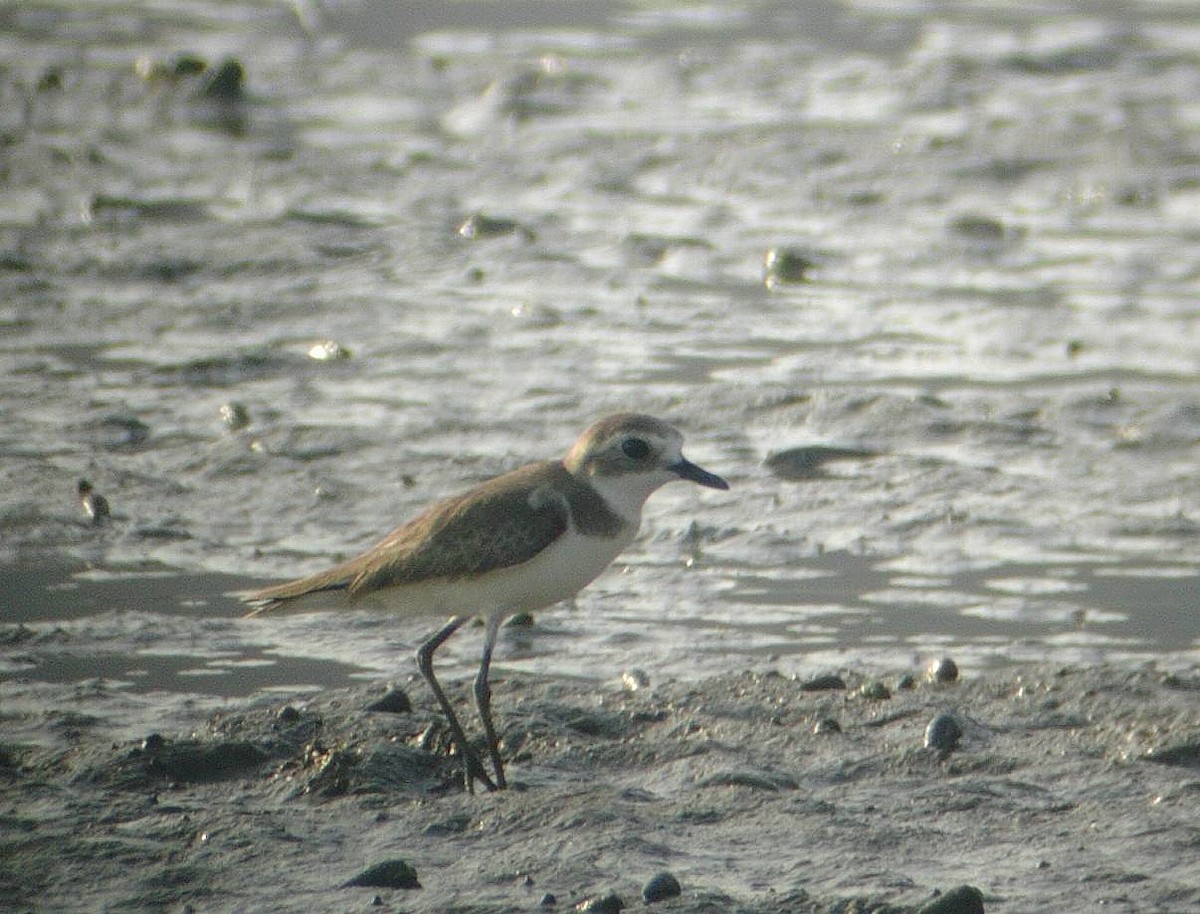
[2,0,1199,700]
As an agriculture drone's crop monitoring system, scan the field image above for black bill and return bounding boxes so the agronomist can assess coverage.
[671,458,730,490]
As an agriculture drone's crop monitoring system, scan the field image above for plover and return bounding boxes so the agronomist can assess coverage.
[243,412,728,791]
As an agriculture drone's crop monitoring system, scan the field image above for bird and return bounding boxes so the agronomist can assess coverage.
[242,412,729,791]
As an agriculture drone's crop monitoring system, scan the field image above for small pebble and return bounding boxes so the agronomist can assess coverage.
[574,893,623,914]
[762,246,816,287]
[199,57,245,101]
[924,713,963,755]
[220,401,250,431]
[812,717,841,735]
[136,52,207,82]
[171,54,208,77]
[621,669,650,692]
[142,733,166,752]
[949,213,1007,243]
[857,680,891,701]
[37,66,64,91]
[277,705,301,724]
[457,212,533,240]
[505,611,535,628]
[365,688,412,714]
[540,893,557,907]
[929,658,960,684]
[799,673,846,692]
[642,872,681,903]
[308,340,351,361]
[897,673,917,691]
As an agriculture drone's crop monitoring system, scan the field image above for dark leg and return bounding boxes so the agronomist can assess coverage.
[474,612,506,789]
[416,616,497,793]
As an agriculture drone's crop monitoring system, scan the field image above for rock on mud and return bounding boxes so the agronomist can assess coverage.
[642,872,682,903]
[343,859,421,890]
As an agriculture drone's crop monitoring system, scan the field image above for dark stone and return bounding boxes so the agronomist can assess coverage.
[36,66,64,91]
[642,872,682,903]
[800,674,846,692]
[277,705,301,725]
[344,859,421,890]
[949,214,1006,242]
[812,717,841,735]
[762,247,817,286]
[574,892,623,913]
[457,212,535,241]
[857,681,891,701]
[915,884,985,914]
[200,58,245,101]
[171,54,208,77]
[220,401,250,431]
[142,733,166,752]
[930,658,960,683]
[365,688,412,714]
[924,714,963,755]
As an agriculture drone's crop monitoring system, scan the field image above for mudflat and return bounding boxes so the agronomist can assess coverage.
[3,661,1197,912]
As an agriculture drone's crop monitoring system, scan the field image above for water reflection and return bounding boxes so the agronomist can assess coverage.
[2,553,1195,698]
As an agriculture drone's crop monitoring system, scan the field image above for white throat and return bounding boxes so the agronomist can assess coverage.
[587,470,672,527]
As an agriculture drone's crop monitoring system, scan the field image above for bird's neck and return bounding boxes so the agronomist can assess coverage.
[583,471,658,529]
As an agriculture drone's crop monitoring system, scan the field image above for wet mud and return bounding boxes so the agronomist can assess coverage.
[3,1,1200,911]
[3,662,1198,912]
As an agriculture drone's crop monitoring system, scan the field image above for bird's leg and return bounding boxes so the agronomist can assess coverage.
[416,616,497,793]
[474,611,506,789]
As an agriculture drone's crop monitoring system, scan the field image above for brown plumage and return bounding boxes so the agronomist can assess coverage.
[242,412,729,792]
[245,461,626,610]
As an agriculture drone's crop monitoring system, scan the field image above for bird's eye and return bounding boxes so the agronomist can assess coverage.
[621,437,651,460]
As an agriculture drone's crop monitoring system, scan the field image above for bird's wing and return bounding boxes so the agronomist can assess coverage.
[346,463,571,596]
[242,461,571,612]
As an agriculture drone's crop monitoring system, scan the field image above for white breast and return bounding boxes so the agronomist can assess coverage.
[351,525,638,619]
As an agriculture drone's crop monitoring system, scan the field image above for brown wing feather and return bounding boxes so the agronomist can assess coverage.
[346,463,570,596]
[243,461,571,612]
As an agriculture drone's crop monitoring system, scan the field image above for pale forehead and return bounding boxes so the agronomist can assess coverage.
[583,413,679,446]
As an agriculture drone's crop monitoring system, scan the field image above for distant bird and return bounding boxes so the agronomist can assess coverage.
[243,413,729,791]
[77,479,111,526]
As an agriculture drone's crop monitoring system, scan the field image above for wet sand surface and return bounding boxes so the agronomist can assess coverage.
[4,664,1200,912]
[2,0,1200,910]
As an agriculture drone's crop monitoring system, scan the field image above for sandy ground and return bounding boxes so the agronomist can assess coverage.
[4,3,1200,911]
[3,661,1199,913]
